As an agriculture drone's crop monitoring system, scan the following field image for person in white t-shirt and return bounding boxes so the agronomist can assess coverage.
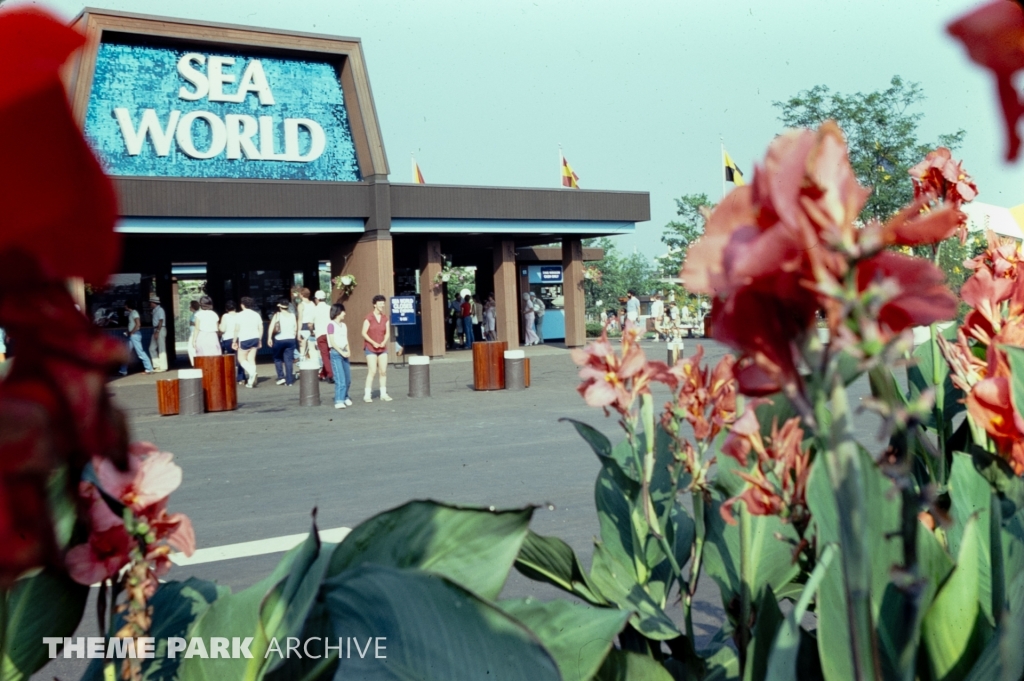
[312,290,333,381]
[120,299,154,376]
[267,298,299,386]
[148,296,168,371]
[295,287,317,361]
[219,300,245,383]
[327,303,352,408]
[191,296,222,358]
[232,297,263,388]
[650,294,665,342]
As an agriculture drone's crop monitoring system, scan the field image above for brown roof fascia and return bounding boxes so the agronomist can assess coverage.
[516,247,605,262]
[390,183,649,222]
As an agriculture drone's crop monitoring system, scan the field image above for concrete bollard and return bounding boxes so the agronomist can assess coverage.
[298,360,321,407]
[408,356,431,397]
[178,369,204,416]
[667,342,684,365]
[504,350,526,391]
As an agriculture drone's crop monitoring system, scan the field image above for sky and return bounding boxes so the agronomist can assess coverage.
[12,0,1024,259]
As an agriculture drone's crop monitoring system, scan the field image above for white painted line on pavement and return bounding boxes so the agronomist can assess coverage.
[169,527,351,567]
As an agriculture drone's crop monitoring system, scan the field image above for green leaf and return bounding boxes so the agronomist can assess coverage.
[704,646,741,681]
[515,530,607,605]
[82,577,229,681]
[1003,345,1024,433]
[949,453,996,625]
[921,517,994,681]
[499,598,630,681]
[744,587,784,681]
[765,543,836,681]
[563,418,639,480]
[588,541,680,641]
[809,447,902,681]
[1,568,88,681]
[909,328,964,427]
[594,650,675,681]
[701,497,800,609]
[178,527,333,681]
[322,565,561,681]
[327,500,533,600]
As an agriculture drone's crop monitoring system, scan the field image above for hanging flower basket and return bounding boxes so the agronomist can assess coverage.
[332,274,358,298]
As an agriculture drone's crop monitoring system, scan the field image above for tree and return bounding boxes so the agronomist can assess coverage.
[657,193,715,277]
[582,238,659,317]
[774,76,965,222]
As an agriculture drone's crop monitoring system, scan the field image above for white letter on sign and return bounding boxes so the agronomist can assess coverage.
[207,56,237,102]
[284,118,326,162]
[225,114,261,160]
[232,60,275,105]
[176,111,227,159]
[177,53,208,101]
[115,108,181,156]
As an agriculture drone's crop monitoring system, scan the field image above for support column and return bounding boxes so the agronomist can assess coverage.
[332,232,394,364]
[493,240,519,349]
[562,237,586,347]
[419,240,445,357]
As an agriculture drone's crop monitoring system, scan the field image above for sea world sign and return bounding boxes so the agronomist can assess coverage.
[84,42,361,181]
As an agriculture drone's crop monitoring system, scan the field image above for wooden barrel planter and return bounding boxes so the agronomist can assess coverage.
[156,379,179,416]
[195,355,238,412]
[472,341,507,390]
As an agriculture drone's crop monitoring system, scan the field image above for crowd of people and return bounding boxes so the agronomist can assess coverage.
[119,287,392,408]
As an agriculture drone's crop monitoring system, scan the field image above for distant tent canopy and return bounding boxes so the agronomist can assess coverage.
[961,201,1024,240]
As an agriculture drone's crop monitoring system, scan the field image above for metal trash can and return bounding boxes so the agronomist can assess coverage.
[299,359,321,407]
[408,356,431,398]
[504,350,526,391]
[178,369,204,416]
[667,342,684,365]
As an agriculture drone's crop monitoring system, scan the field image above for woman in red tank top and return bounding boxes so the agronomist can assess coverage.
[361,295,392,401]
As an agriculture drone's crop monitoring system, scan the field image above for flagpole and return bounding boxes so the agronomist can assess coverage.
[559,143,563,188]
[720,137,726,200]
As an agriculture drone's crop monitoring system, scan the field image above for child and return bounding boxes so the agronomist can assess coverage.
[327,304,352,408]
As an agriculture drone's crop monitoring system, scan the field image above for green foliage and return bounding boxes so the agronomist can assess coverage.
[658,193,715,278]
[582,237,660,317]
[774,76,966,222]
[1,569,88,681]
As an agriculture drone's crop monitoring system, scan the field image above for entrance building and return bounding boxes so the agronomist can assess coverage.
[69,9,649,360]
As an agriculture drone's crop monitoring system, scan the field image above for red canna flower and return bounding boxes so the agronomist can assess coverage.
[0,7,124,585]
[909,147,979,207]
[948,0,1024,161]
[67,443,195,586]
[685,123,958,393]
[572,329,675,416]
[721,414,812,533]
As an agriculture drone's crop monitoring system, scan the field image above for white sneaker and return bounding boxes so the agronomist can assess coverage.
[344,399,353,406]
[334,402,347,409]
[381,394,393,402]
[276,379,286,385]
[363,395,373,403]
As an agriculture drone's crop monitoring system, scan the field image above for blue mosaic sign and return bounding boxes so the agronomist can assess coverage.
[84,41,361,181]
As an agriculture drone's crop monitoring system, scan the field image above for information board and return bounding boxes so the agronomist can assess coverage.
[390,296,417,325]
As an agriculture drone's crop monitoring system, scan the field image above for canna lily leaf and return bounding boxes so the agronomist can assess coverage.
[499,598,630,681]
[514,530,607,605]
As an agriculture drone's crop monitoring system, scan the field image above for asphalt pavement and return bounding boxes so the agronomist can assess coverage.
[36,338,896,679]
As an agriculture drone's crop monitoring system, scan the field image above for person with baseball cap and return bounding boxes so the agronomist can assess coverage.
[148,295,168,372]
[313,290,333,382]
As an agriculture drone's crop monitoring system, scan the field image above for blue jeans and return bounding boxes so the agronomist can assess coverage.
[273,338,297,385]
[463,317,474,348]
[329,350,351,404]
[121,332,153,374]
